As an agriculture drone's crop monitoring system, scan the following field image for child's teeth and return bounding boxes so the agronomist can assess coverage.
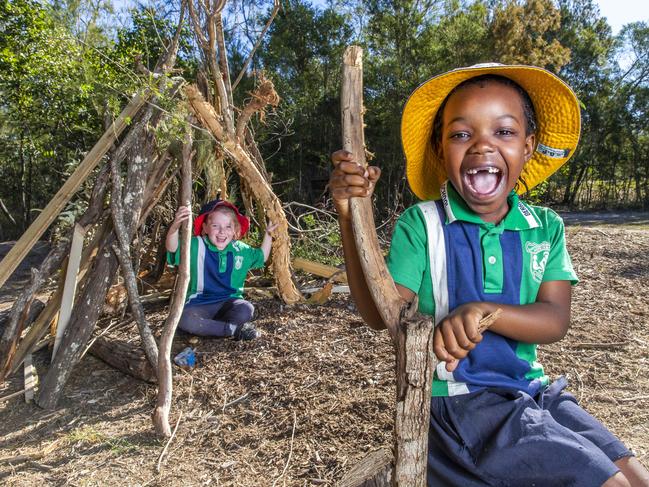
[467,167,499,175]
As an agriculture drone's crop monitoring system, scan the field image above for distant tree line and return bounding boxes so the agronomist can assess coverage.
[1,0,647,239]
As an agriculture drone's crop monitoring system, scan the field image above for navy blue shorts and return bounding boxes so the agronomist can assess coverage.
[427,377,632,487]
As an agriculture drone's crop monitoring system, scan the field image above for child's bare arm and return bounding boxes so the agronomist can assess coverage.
[434,280,572,371]
[260,222,278,262]
[330,150,411,329]
[165,206,192,253]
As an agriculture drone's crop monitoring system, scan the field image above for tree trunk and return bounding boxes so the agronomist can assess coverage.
[37,237,119,409]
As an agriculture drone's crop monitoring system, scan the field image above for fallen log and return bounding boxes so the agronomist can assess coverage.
[89,336,157,383]
[292,257,347,283]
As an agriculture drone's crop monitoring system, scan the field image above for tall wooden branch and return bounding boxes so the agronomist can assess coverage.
[187,0,209,50]
[342,46,429,486]
[156,0,187,74]
[342,46,405,338]
[215,12,234,113]
[0,268,47,377]
[109,115,159,368]
[341,47,506,485]
[153,122,194,438]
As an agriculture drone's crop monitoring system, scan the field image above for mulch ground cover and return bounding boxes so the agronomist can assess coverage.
[0,224,648,486]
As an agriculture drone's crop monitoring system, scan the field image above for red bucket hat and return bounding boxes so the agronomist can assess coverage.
[192,199,250,237]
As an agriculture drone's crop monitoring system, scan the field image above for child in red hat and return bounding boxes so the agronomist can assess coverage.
[165,199,277,340]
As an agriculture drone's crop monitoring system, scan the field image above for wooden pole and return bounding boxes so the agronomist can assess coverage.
[153,122,193,437]
[341,46,404,337]
[0,91,148,291]
[53,223,86,358]
[341,45,432,486]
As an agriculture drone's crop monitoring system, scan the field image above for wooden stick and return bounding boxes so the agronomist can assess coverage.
[23,353,36,403]
[478,308,502,333]
[53,223,86,358]
[153,121,193,438]
[342,46,405,338]
[0,91,148,290]
[292,257,347,283]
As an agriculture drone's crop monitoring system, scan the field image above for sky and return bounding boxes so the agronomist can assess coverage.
[596,0,649,34]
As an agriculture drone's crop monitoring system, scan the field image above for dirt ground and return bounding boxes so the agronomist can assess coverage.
[0,222,648,486]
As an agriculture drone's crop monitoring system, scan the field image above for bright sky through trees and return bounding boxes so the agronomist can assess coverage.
[597,0,649,33]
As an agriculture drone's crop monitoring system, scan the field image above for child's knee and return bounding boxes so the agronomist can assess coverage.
[602,471,631,487]
[229,299,254,322]
[239,300,254,321]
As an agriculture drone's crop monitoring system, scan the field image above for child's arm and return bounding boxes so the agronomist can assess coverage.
[165,206,192,253]
[330,150,414,329]
[260,223,278,262]
[434,279,572,371]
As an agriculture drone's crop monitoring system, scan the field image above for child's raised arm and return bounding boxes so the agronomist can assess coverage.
[330,150,415,329]
[261,222,278,262]
[166,206,192,253]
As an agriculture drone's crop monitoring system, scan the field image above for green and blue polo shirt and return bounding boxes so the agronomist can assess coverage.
[387,181,578,397]
[167,236,265,306]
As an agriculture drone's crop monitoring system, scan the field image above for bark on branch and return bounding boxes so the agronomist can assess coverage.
[153,122,194,438]
[342,46,405,338]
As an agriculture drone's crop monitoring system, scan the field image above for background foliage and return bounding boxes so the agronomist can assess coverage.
[1,0,648,240]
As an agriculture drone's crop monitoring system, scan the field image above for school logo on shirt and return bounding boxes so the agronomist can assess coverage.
[525,241,550,283]
[234,255,244,270]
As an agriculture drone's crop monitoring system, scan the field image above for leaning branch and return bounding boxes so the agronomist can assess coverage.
[153,121,194,437]
[109,127,159,369]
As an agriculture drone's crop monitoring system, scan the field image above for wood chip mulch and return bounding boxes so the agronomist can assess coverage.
[0,225,648,486]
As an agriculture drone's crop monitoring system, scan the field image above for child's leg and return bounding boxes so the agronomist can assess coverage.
[214,298,254,327]
[178,303,238,337]
[614,457,649,487]
[544,384,648,486]
[427,386,623,487]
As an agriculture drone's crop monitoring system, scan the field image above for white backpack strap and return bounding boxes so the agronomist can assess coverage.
[417,201,449,326]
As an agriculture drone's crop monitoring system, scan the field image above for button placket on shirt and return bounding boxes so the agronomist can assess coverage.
[481,224,505,293]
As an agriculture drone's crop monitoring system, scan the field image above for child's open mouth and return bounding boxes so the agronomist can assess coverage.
[463,166,504,197]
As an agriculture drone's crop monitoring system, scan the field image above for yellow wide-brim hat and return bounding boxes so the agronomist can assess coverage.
[401,63,581,201]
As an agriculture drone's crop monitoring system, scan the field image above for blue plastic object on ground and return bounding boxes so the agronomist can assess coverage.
[173,347,196,368]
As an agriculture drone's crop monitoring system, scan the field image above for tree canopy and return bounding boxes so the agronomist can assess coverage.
[1,0,648,239]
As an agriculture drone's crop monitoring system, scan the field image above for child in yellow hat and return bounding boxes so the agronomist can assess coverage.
[330,64,649,486]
